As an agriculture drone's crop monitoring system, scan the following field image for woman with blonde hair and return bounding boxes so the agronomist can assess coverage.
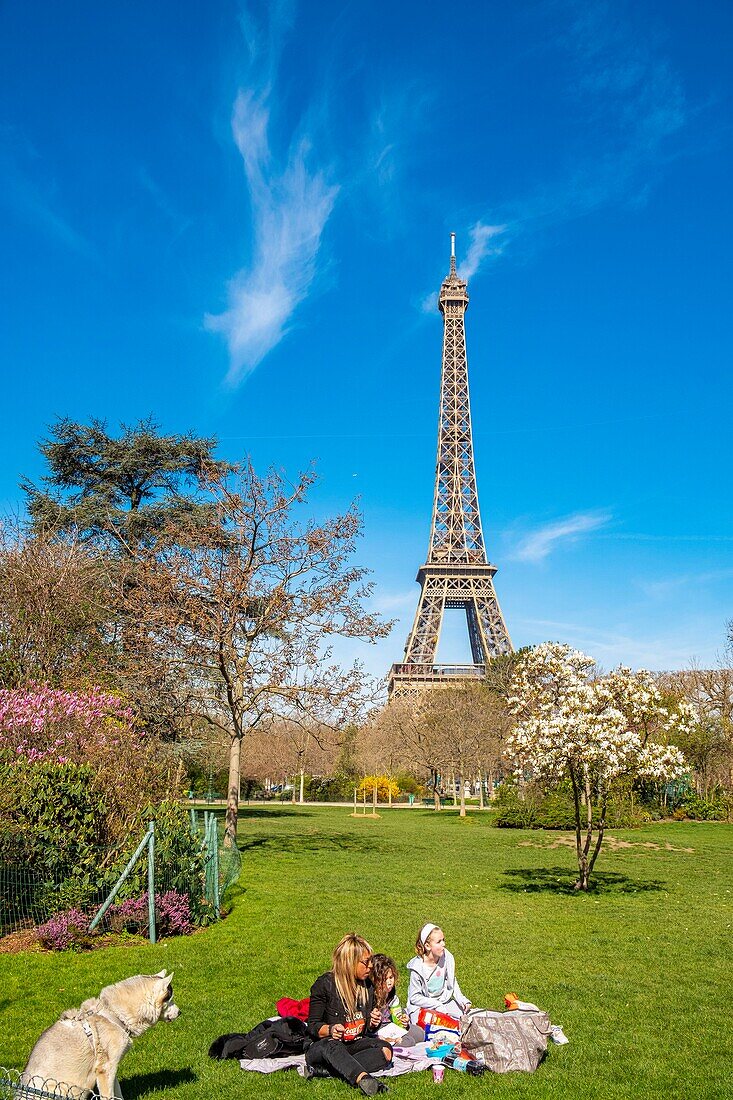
[306,933,391,1094]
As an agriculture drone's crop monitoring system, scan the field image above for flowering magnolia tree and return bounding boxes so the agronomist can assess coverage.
[507,643,690,890]
[0,685,134,763]
[0,684,176,848]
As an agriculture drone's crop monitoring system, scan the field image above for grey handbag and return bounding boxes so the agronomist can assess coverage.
[460,1008,552,1072]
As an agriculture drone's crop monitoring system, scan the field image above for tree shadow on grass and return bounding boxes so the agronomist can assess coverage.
[500,866,666,895]
[237,831,383,855]
[240,807,315,819]
[124,1068,197,1098]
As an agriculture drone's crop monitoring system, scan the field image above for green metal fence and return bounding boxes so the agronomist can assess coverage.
[0,812,240,940]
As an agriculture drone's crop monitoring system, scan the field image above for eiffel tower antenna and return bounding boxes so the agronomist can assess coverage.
[388,234,512,697]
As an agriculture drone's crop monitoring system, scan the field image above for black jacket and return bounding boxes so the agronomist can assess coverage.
[208,1017,311,1060]
[307,971,377,1042]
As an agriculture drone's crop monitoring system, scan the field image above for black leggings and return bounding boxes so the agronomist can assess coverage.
[306,1036,391,1086]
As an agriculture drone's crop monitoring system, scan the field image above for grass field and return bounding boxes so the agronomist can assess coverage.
[1,806,731,1100]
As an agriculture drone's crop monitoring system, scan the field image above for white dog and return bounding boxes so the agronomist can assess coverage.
[21,971,180,1100]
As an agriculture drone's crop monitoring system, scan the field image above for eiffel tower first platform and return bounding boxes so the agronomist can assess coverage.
[388,234,512,698]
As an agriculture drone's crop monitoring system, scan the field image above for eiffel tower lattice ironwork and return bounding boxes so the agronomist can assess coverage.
[388,234,512,697]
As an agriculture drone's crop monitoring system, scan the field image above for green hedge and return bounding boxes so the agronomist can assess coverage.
[493,781,650,830]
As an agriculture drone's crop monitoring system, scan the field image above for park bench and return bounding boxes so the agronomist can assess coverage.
[422,796,451,807]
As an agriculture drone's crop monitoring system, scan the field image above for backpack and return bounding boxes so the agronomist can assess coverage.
[460,1008,552,1073]
[208,1017,312,1060]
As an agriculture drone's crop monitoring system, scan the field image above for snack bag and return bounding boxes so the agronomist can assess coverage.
[417,1008,461,1044]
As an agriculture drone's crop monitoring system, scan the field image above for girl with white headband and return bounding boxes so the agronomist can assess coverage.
[405,922,472,1026]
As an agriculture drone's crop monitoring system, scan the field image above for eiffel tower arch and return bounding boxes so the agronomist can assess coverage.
[388,235,512,698]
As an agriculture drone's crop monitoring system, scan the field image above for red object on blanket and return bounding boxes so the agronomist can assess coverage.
[276,997,310,1021]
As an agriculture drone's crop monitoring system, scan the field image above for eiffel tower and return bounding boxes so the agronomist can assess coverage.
[388,234,512,698]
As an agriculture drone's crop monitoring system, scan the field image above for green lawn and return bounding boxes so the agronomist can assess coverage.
[1,807,731,1100]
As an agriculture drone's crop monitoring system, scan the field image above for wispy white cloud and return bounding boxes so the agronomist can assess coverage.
[472,1,690,263]
[419,289,439,315]
[370,588,417,615]
[458,222,506,279]
[419,222,506,310]
[370,102,400,190]
[205,6,338,386]
[137,167,192,245]
[512,510,612,562]
[516,616,714,671]
[365,83,432,202]
[640,567,733,600]
[0,133,95,260]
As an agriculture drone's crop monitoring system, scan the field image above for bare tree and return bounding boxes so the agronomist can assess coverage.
[241,724,296,792]
[0,521,112,687]
[126,460,390,843]
[660,660,733,795]
[372,696,448,808]
[242,719,339,801]
[366,680,510,813]
[430,685,493,816]
[359,712,410,795]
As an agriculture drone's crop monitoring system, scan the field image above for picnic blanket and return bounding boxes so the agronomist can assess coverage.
[240,1043,432,1078]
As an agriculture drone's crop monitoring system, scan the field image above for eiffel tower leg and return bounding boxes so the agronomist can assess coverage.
[403,576,446,665]
[465,602,487,664]
[467,579,512,660]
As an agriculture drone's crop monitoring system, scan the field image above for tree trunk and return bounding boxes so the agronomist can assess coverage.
[478,773,484,811]
[575,858,590,891]
[451,768,458,807]
[574,771,596,891]
[569,764,588,891]
[587,796,607,881]
[459,774,466,818]
[433,769,441,811]
[299,768,305,804]
[225,734,242,847]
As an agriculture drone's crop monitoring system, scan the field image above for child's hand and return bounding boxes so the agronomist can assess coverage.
[400,1013,409,1028]
[369,1008,382,1028]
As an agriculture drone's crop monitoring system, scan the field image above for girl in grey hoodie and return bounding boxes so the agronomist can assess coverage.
[405,922,472,1025]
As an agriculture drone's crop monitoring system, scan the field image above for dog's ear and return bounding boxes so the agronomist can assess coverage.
[155,970,168,979]
[162,971,174,986]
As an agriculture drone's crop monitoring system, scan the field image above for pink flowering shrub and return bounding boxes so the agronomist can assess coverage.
[37,908,90,951]
[0,684,134,765]
[108,890,193,937]
[1,687,203,938]
[0,684,178,854]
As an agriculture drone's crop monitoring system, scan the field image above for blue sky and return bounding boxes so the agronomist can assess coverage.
[1,0,731,679]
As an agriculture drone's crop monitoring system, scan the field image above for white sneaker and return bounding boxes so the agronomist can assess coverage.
[550,1025,569,1045]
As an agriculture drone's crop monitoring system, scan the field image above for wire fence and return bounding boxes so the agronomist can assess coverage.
[0,1067,107,1100]
[0,810,241,941]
